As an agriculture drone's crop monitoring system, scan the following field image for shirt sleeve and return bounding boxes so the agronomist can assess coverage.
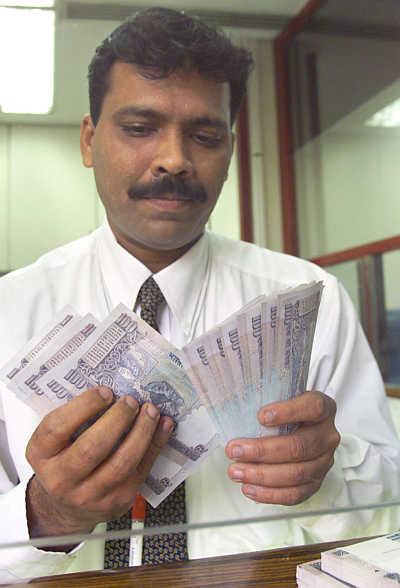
[0,472,81,582]
[292,277,400,540]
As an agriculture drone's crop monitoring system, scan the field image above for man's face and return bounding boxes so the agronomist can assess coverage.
[80,61,233,253]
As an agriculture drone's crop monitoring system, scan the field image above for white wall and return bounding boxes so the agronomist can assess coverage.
[0,126,8,271]
[0,125,98,270]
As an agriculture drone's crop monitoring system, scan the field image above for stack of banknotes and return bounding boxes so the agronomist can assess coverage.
[297,531,400,586]
[182,281,323,442]
[0,281,322,506]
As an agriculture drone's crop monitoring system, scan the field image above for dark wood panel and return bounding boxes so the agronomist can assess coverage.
[273,0,327,255]
[386,386,400,399]
[274,0,328,46]
[237,97,254,244]
[310,235,400,267]
[18,537,370,588]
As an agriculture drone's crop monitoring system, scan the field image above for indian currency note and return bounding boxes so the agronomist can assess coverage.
[206,327,245,442]
[0,306,80,398]
[288,283,322,400]
[219,317,258,438]
[42,305,199,420]
[180,341,225,442]
[275,282,323,434]
[13,315,99,415]
[142,407,219,505]
[262,296,280,405]
[143,412,219,504]
[236,304,264,437]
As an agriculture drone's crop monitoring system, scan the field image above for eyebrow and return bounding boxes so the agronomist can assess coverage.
[112,107,228,131]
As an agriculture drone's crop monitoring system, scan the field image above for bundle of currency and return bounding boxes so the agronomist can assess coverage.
[181,281,323,443]
[296,560,356,586]
[320,532,400,587]
[0,281,322,506]
[297,532,400,587]
[0,304,218,507]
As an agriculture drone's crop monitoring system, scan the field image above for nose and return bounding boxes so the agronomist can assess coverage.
[150,131,193,178]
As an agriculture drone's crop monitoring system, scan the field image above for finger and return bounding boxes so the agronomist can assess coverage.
[241,480,322,506]
[228,452,334,487]
[135,416,175,481]
[257,391,336,427]
[226,422,340,464]
[56,395,140,481]
[85,403,163,497]
[27,387,114,460]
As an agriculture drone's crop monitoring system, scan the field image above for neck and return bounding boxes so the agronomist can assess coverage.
[110,227,201,273]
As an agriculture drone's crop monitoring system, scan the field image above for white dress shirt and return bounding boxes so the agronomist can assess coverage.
[0,221,399,582]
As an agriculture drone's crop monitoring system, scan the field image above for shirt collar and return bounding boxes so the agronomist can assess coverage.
[96,219,210,338]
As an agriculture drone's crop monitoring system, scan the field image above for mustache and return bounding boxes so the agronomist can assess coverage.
[127,176,207,203]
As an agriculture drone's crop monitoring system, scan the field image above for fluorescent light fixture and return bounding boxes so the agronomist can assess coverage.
[0,7,54,114]
[366,98,400,128]
[0,0,54,6]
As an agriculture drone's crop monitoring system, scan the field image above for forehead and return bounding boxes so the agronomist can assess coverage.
[101,61,231,123]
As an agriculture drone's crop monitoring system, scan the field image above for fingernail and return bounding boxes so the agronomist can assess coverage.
[98,387,112,402]
[262,410,276,424]
[243,485,257,497]
[230,445,244,459]
[123,395,138,411]
[146,403,160,420]
[161,417,174,434]
[230,467,244,481]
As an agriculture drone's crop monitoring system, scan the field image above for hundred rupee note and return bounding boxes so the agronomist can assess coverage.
[14,315,99,415]
[0,307,80,400]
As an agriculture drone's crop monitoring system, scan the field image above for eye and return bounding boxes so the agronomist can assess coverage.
[192,132,224,148]
[121,124,155,137]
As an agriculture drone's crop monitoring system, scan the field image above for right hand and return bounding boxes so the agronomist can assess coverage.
[25,386,173,544]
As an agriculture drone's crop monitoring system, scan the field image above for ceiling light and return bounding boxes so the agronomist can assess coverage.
[365,98,400,128]
[0,0,54,7]
[0,7,54,114]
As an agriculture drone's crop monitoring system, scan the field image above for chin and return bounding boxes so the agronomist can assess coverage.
[143,233,201,251]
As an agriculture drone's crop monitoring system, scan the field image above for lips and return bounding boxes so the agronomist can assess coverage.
[139,194,194,201]
[141,198,193,212]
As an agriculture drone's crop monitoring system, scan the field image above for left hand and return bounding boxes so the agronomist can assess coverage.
[225,391,340,505]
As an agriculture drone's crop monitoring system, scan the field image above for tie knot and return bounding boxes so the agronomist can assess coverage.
[137,276,165,331]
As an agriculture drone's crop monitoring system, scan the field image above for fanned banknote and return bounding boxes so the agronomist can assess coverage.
[181,281,323,442]
[0,306,80,397]
[13,314,99,415]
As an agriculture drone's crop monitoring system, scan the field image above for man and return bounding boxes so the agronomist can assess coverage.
[0,7,399,582]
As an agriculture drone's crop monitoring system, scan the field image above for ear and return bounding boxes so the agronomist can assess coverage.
[80,115,95,168]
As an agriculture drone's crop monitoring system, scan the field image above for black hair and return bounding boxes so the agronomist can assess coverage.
[88,7,254,126]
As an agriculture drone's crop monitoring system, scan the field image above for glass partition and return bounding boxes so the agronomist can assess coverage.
[1,496,400,583]
[322,252,400,387]
[289,0,400,260]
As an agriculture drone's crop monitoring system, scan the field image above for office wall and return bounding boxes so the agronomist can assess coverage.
[0,126,8,271]
[0,125,98,270]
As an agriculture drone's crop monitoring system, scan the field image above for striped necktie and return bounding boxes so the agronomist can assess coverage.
[104,276,188,568]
